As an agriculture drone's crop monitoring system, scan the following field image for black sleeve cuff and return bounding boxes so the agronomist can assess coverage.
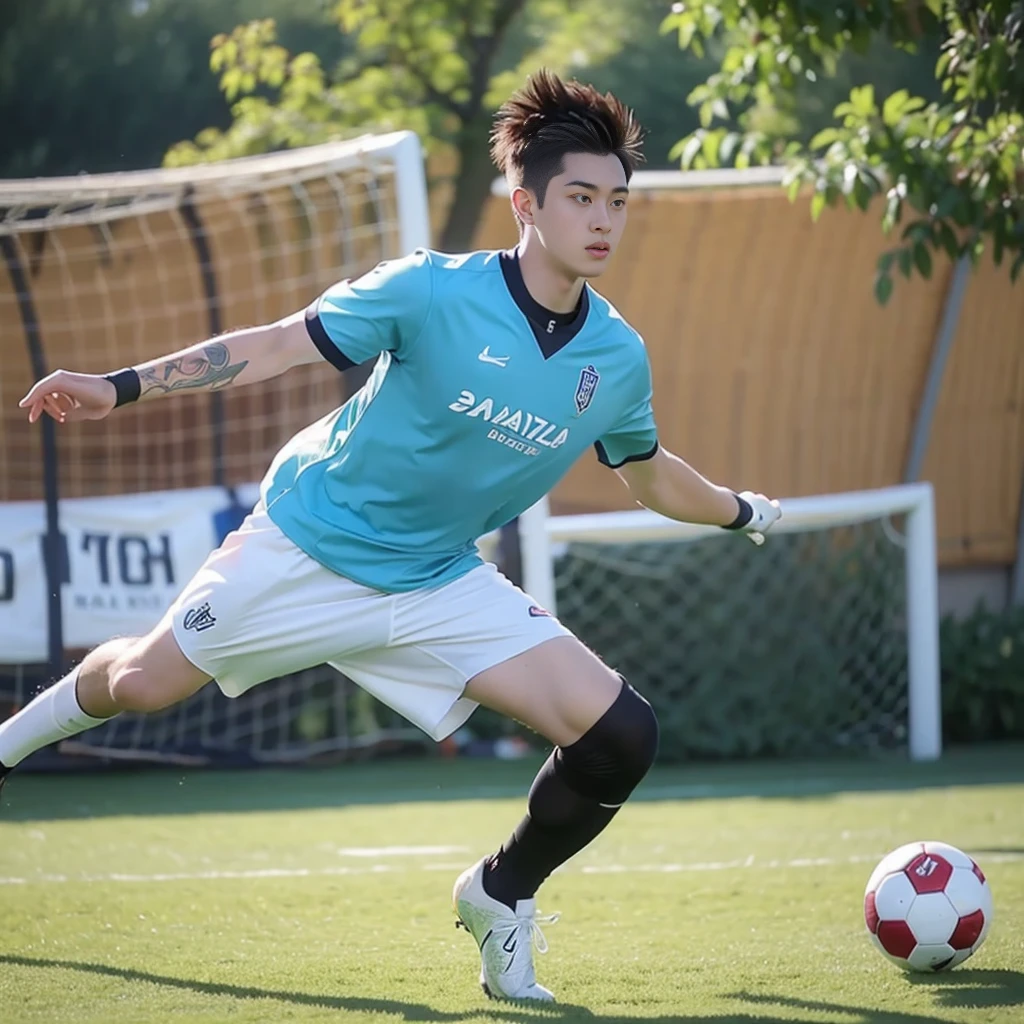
[594,440,659,469]
[305,301,359,373]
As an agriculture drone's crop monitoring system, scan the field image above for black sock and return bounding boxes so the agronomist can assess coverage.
[482,680,658,910]
[484,750,618,909]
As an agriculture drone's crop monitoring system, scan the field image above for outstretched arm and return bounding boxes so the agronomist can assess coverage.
[616,446,781,539]
[19,310,321,424]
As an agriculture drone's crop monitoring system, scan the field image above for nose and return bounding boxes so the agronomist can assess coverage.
[590,205,612,233]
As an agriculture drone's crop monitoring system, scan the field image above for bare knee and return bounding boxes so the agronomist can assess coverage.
[465,637,628,748]
[108,629,210,713]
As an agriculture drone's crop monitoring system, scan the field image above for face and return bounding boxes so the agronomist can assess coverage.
[513,151,629,279]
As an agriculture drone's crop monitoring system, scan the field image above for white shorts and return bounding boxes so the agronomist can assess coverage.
[165,506,570,741]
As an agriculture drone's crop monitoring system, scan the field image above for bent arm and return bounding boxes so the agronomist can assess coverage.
[615,446,742,526]
[134,310,321,402]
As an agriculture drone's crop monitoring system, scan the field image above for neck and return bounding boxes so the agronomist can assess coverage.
[516,234,585,314]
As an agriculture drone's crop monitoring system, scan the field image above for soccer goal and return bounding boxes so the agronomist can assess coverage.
[518,483,942,762]
[0,131,434,765]
[0,129,430,502]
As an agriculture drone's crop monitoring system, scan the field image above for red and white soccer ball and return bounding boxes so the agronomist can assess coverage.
[864,841,993,972]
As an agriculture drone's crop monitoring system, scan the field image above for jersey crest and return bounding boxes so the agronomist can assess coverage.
[574,364,600,416]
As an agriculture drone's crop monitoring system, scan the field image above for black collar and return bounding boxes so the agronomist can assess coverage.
[499,249,590,359]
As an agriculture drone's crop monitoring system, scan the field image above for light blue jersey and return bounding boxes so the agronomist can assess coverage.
[261,248,658,592]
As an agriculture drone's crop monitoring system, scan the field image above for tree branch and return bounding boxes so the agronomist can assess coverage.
[465,0,529,114]
[403,59,470,120]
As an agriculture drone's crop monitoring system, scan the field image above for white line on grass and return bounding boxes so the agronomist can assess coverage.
[336,845,468,857]
[582,851,1024,873]
[0,865,399,886]
[1,850,1020,887]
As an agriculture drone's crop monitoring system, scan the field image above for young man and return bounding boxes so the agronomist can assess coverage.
[4,70,780,1002]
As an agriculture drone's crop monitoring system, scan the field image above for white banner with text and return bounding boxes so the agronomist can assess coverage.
[0,485,260,663]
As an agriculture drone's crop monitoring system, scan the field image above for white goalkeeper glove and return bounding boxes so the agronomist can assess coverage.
[724,490,782,546]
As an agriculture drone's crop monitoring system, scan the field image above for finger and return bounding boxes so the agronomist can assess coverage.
[19,377,63,407]
[18,383,45,407]
[42,395,67,422]
[26,400,44,424]
[54,392,78,415]
[44,394,75,422]
[747,531,765,546]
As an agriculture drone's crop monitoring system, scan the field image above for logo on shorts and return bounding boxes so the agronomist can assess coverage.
[574,364,600,416]
[183,602,217,632]
[528,605,551,618]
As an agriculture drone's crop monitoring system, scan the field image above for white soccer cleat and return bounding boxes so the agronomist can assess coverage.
[453,857,559,1002]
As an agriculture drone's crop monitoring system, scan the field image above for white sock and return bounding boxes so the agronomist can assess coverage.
[0,669,117,768]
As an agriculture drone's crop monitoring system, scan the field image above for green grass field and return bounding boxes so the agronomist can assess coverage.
[1,746,1022,1024]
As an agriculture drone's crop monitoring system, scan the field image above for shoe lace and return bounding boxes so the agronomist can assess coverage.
[511,907,560,956]
[455,906,560,955]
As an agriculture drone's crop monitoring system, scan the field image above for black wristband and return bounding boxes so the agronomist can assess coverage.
[723,494,754,530]
[104,367,141,408]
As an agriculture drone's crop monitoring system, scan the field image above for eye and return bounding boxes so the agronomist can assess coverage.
[571,193,592,205]
[612,198,627,208]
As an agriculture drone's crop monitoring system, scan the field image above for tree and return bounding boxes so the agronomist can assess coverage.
[165,0,632,251]
[0,0,344,179]
[665,0,1024,302]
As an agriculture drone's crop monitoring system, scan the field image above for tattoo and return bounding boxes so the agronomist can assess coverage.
[138,342,248,397]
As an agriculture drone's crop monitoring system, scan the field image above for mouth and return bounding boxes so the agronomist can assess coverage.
[585,242,611,258]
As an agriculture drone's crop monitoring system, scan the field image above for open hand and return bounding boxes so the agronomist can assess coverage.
[19,371,118,424]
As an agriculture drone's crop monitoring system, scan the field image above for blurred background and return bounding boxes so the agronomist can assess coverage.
[1,0,1022,770]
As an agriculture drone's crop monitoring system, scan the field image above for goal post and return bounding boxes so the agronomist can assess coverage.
[519,483,942,762]
[384,131,433,257]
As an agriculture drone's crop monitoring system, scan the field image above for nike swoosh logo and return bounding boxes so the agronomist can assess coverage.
[479,347,510,367]
[501,933,518,971]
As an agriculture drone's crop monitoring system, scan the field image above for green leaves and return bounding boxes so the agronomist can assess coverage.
[166,0,640,248]
[849,84,877,119]
[875,268,894,304]
[914,241,933,278]
[809,127,841,151]
[671,127,766,170]
[941,603,1024,745]
[669,0,1024,303]
[882,89,926,126]
[210,19,291,102]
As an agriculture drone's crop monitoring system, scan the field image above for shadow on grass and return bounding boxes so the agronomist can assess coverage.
[905,967,1024,1009]
[729,969,1024,1022]
[4,742,1023,822]
[2,952,992,1024]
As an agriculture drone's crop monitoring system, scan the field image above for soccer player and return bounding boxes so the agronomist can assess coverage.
[3,70,780,1002]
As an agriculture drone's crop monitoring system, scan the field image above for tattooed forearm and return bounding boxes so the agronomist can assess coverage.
[138,342,249,399]
[129,317,300,402]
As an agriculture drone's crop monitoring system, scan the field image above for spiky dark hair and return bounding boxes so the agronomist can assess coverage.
[490,69,645,210]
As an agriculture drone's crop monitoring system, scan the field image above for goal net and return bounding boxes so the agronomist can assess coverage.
[518,484,942,762]
[0,132,435,766]
[0,130,429,501]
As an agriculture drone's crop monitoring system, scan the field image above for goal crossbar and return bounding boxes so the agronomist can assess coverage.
[0,131,430,256]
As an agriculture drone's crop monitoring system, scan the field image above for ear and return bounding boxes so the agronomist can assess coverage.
[510,186,536,227]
